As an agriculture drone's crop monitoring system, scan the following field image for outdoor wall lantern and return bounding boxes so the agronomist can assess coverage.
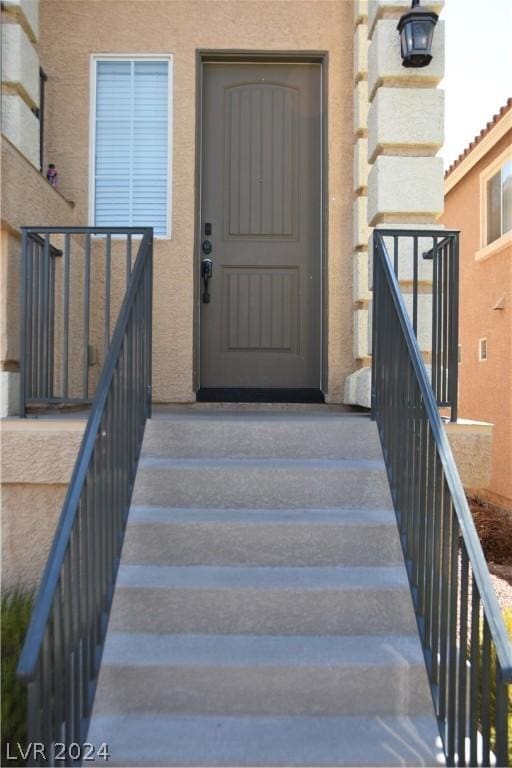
[397,0,439,68]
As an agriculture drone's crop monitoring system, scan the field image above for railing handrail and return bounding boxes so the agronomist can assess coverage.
[17,227,153,682]
[375,227,460,261]
[374,227,460,237]
[374,229,512,681]
[421,233,459,260]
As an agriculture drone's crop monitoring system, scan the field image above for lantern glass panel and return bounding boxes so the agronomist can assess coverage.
[413,20,431,50]
[404,24,414,53]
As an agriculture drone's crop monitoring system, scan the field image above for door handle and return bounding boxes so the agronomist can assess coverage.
[201,258,213,303]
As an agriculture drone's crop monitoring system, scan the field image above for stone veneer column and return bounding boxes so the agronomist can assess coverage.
[345,0,444,408]
[1,0,40,416]
[352,0,371,377]
[1,0,40,168]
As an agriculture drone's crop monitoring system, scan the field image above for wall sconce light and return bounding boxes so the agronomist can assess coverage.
[397,0,439,68]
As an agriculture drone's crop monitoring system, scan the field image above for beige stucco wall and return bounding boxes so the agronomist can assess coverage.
[0,418,84,587]
[444,419,493,493]
[0,136,76,236]
[38,0,355,403]
[441,128,512,507]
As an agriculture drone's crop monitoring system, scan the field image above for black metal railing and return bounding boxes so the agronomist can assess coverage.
[16,227,153,764]
[372,230,512,766]
[19,227,148,415]
[375,228,459,421]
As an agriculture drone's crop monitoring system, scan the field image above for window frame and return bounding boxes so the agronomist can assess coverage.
[477,146,512,261]
[89,53,173,238]
[478,337,488,362]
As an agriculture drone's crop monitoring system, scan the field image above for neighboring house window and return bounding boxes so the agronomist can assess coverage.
[92,57,171,236]
[479,338,487,361]
[484,157,512,245]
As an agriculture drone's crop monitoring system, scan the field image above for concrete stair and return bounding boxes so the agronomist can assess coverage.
[88,410,442,766]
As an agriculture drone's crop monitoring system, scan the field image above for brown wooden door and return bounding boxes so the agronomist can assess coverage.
[199,62,322,392]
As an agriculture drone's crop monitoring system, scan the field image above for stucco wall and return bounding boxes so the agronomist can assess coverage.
[1,419,84,588]
[441,129,512,506]
[0,136,76,237]
[38,0,354,403]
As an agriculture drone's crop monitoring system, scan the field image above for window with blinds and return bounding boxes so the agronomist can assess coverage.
[93,58,171,236]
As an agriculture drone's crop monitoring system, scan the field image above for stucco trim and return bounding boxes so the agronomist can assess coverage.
[475,231,512,263]
[88,53,174,239]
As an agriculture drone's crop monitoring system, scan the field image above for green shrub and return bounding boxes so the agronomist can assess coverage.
[500,608,512,765]
[471,607,512,765]
[1,587,34,766]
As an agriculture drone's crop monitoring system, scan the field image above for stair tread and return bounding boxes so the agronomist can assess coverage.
[141,415,383,459]
[115,564,410,590]
[138,457,386,469]
[127,506,398,525]
[147,411,373,422]
[101,632,425,668]
[87,713,443,766]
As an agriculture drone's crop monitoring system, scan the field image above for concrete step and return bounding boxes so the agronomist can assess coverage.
[109,565,417,635]
[123,506,402,566]
[88,411,441,765]
[132,458,392,509]
[142,413,383,460]
[93,633,433,717]
[87,713,443,766]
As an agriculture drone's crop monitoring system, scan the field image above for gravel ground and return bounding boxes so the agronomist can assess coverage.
[489,565,512,612]
[467,496,512,614]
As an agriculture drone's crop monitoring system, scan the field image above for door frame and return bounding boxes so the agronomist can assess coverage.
[193,50,329,397]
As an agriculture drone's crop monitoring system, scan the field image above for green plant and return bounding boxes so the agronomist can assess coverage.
[470,607,512,764]
[1,587,34,766]
[501,608,512,765]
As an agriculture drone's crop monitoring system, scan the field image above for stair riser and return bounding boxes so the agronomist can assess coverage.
[94,664,433,716]
[132,466,392,509]
[110,588,417,635]
[122,522,402,566]
[87,713,442,767]
[142,419,383,460]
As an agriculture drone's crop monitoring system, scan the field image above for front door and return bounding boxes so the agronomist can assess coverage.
[199,61,322,396]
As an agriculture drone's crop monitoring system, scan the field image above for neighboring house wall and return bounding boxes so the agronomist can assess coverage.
[441,120,512,507]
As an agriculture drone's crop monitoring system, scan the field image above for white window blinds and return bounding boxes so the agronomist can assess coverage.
[94,60,170,236]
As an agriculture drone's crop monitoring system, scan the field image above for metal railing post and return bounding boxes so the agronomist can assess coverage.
[372,229,512,766]
[19,229,29,417]
[16,227,153,762]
